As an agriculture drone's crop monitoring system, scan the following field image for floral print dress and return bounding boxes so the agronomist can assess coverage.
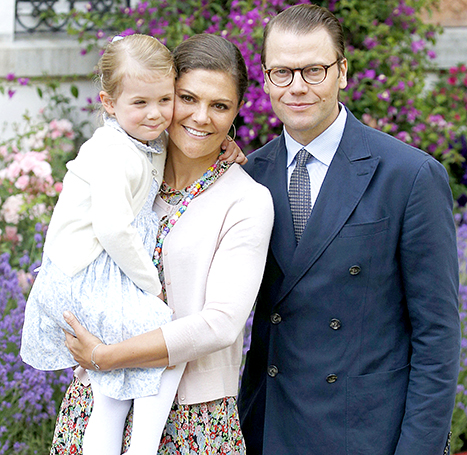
[50,161,246,455]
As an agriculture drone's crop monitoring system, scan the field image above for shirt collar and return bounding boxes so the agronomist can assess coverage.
[285,103,347,167]
[103,113,165,156]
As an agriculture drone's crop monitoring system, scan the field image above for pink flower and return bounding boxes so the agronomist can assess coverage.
[32,160,52,179]
[1,194,24,224]
[54,182,63,193]
[14,175,30,190]
[30,203,47,219]
[5,161,21,181]
[17,269,34,293]
[6,73,15,81]
[4,225,20,242]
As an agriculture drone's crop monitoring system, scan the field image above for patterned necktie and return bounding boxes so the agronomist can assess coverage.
[289,148,312,242]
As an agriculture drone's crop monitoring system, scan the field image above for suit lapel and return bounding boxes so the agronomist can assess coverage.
[250,135,296,275]
[277,110,381,302]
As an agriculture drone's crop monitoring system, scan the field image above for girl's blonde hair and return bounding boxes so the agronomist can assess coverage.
[98,34,174,100]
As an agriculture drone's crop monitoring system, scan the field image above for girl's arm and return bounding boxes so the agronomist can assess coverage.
[219,137,248,165]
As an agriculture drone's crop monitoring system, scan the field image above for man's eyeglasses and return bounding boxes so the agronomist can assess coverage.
[264,59,341,88]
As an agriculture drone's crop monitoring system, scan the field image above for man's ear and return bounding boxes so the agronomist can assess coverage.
[262,67,270,95]
[100,91,115,115]
[338,58,348,90]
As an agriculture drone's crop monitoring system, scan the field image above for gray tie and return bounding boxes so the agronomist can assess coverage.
[289,148,312,242]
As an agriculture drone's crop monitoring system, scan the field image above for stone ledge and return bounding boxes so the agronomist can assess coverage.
[0,35,100,78]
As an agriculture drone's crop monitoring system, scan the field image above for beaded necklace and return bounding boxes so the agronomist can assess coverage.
[153,159,231,267]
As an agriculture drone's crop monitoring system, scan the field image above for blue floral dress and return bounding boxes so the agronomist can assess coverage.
[21,122,172,401]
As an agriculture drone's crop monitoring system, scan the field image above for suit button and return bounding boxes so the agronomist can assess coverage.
[270,313,282,324]
[329,318,341,330]
[349,265,361,275]
[326,374,338,384]
[267,365,279,377]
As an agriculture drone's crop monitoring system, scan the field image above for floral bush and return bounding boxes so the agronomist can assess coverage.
[1,0,467,453]
[0,253,73,455]
[0,89,82,454]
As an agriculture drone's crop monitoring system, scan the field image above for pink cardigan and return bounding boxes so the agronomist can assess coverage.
[155,164,274,405]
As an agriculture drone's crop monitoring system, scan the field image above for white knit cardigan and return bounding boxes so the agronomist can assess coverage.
[155,164,274,405]
[44,125,167,296]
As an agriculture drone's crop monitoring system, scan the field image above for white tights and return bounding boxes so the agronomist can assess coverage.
[83,363,186,455]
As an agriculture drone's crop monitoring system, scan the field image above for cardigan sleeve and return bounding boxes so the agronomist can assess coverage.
[160,181,274,365]
[85,141,162,296]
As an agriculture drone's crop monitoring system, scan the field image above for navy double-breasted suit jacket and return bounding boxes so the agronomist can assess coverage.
[238,108,461,455]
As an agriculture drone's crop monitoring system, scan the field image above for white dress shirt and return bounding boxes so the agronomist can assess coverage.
[285,104,347,207]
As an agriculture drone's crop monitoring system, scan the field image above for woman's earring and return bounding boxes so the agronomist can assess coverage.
[227,124,237,142]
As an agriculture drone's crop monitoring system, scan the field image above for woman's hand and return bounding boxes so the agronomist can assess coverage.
[63,311,106,370]
[220,137,248,165]
[64,311,170,371]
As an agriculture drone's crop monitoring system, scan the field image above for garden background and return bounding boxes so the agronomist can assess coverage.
[1,0,467,453]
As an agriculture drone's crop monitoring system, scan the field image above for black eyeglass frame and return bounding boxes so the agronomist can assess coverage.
[264,59,341,88]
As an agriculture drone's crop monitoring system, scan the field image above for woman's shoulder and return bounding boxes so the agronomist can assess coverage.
[215,164,273,216]
[221,164,271,196]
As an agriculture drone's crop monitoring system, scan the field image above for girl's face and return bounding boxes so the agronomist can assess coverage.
[167,69,241,163]
[100,73,175,144]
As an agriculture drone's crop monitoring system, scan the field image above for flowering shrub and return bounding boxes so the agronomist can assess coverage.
[63,0,467,204]
[453,215,467,453]
[0,253,73,455]
[0,89,81,270]
[424,64,467,205]
[0,87,80,453]
[0,73,30,99]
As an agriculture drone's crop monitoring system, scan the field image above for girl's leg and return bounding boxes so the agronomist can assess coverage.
[125,363,186,455]
[83,379,132,455]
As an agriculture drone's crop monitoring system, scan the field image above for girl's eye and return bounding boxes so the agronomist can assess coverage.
[160,97,173,103]
[134,100,146,105]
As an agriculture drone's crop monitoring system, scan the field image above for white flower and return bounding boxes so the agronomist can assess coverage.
[1,194,25,224]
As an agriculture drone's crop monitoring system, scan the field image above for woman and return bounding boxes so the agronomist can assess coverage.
[50,33,274,454]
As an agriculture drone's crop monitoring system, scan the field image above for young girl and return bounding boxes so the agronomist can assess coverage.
[21,34,184,455]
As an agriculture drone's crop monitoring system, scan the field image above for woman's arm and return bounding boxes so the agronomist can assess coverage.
[63,311,169,371]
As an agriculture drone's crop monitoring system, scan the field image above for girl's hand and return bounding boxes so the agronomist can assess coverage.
[63,311,106,371]
[220,137,248,165]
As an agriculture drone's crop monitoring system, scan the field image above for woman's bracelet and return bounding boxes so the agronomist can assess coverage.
[91,343,104,371]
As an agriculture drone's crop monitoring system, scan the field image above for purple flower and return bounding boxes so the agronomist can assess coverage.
[411,39,425,53]
[5,73,15,82]
[377,90,391,102]
[363,69,376,80]
[363,36,378,50]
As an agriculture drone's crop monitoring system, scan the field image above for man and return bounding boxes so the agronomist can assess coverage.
[238,4,461,454]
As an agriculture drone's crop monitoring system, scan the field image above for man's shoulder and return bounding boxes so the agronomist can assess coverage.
[244,135,284,176]
[343,108,439,167]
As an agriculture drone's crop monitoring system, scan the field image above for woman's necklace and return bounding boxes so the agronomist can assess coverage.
[153,159,231,267]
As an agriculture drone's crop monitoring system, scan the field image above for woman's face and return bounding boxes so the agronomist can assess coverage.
[167,69,240,163]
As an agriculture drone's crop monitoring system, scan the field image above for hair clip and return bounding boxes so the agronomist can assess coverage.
[111,35,124,43]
